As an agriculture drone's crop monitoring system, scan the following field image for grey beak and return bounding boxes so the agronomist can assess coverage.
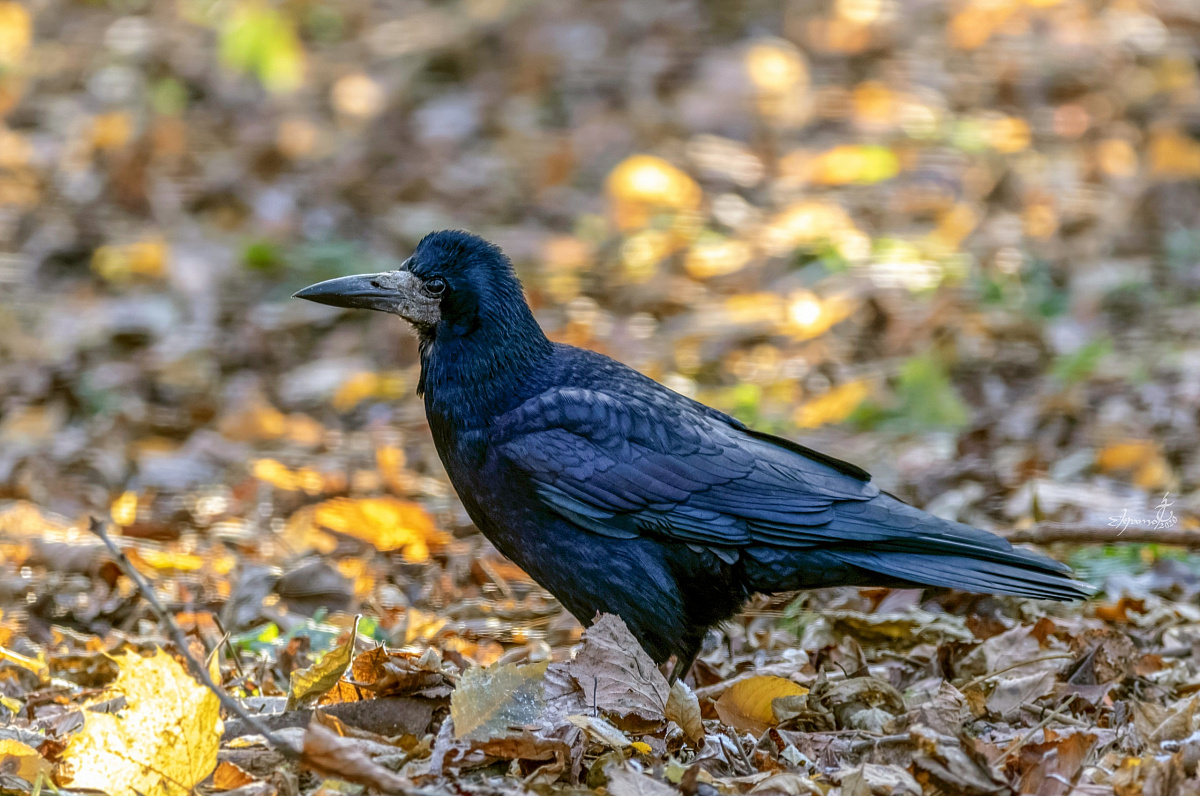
[293,272,397,312]
[294,270,441,327]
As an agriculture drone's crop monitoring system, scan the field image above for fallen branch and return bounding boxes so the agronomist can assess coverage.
[1005,523,1200,548]
[87,517,300,759]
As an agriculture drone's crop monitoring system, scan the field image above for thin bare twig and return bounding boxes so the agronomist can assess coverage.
[1004,695,1077,757]
[1005,523,1200,547]
[958,654,1076,691]
[87,517,300,760]
[211,613,248,681]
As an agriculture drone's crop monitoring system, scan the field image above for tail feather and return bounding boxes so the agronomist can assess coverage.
[836,550,1093,601]
[741,493,1093,601]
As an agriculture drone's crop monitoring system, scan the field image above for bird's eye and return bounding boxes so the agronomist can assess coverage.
[425,278,447,296]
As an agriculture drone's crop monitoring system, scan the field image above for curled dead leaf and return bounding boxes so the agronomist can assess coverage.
[666,680,705,745]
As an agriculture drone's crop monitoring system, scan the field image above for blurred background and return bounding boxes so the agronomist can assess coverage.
[3,0,1200,634]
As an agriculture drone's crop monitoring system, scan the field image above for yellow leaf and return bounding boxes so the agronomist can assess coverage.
[811,145,899,185]
[287,616,359,710]
[451,661,549,741]
[251,458,326,494]
[93,111,134,151]
[91,239,169,283]
[1096,441,1159,474]
[111,491,138,527]
[0,2,30,67]
[310,497,448,561]
[607,155,701,229]
[0,645,47,682]
[794,381,870,429]
[0,501,71,538]
[131,548,207,573]
[57,649,222,796]
[714,676,808,735]
[0,738,51,783]
[331,371,406,412]
[685,236,753,279]
[1150,130,1200,179]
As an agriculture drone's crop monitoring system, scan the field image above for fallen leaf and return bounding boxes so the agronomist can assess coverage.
[311,497,447,561]
[985,670,1057,721]
[909,725,1008,795]
[349,645,449,698]
[288,616,359,709]
[451,660,549,741]
[301,721,411,792]
[211,760,257,790]
[57,649,222,796]
[824,609,973,648]
[666,680,705,744]
[715,676,808,734]
[566,714,632,749]
[605,763,681,796]
[569,614,669,730]
[748,772,824,796]
[1014,731,1098,796]
[0,739,51,784]
[837,764,921,796]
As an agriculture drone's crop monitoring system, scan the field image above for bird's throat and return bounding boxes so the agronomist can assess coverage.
[418,324,552,432]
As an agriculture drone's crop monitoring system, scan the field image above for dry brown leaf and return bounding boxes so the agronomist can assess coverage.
[747,772,824,796]
[605,763,680,796]
[838,764,921,796]
[211,760,257,790]
[895,681,969,736]
[1131,696,1200,748]
[824,608,972,648]
[715,676,808,734]
[288,616,359,709]
[1014,731,1097,796]
[569,614,669,730]
[451,660,549,741]
[565,714,632,749]
[811,676,905,732]
[301,721,411,793]
[56,649,222,796]
[349,645,449,698]
[909,725,1008,795]
[985,670,1057,721]
[666,680,704,745]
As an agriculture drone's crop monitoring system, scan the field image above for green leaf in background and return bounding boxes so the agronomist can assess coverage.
[852,352,969,431]
[1052,337,1112,385]
[219,3,304,94]
[894,353,969,429]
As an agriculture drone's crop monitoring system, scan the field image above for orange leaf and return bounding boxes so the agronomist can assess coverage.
[714,676,807,734]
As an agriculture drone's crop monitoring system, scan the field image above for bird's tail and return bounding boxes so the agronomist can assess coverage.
[742,496,1093,601]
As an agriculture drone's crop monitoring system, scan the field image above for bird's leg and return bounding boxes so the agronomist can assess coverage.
[668,647,699,686]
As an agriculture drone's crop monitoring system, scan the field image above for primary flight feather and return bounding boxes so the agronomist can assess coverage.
[296,230,1090,680]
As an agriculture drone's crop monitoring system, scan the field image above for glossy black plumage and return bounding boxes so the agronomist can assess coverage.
[296,230,1091,676]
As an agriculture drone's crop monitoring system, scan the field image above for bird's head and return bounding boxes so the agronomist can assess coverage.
[294,230,538,344]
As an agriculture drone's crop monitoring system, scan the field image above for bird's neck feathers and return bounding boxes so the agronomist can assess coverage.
[417,289,552,426]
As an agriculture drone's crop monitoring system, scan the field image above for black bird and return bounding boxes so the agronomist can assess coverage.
[296,230,1090,679]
